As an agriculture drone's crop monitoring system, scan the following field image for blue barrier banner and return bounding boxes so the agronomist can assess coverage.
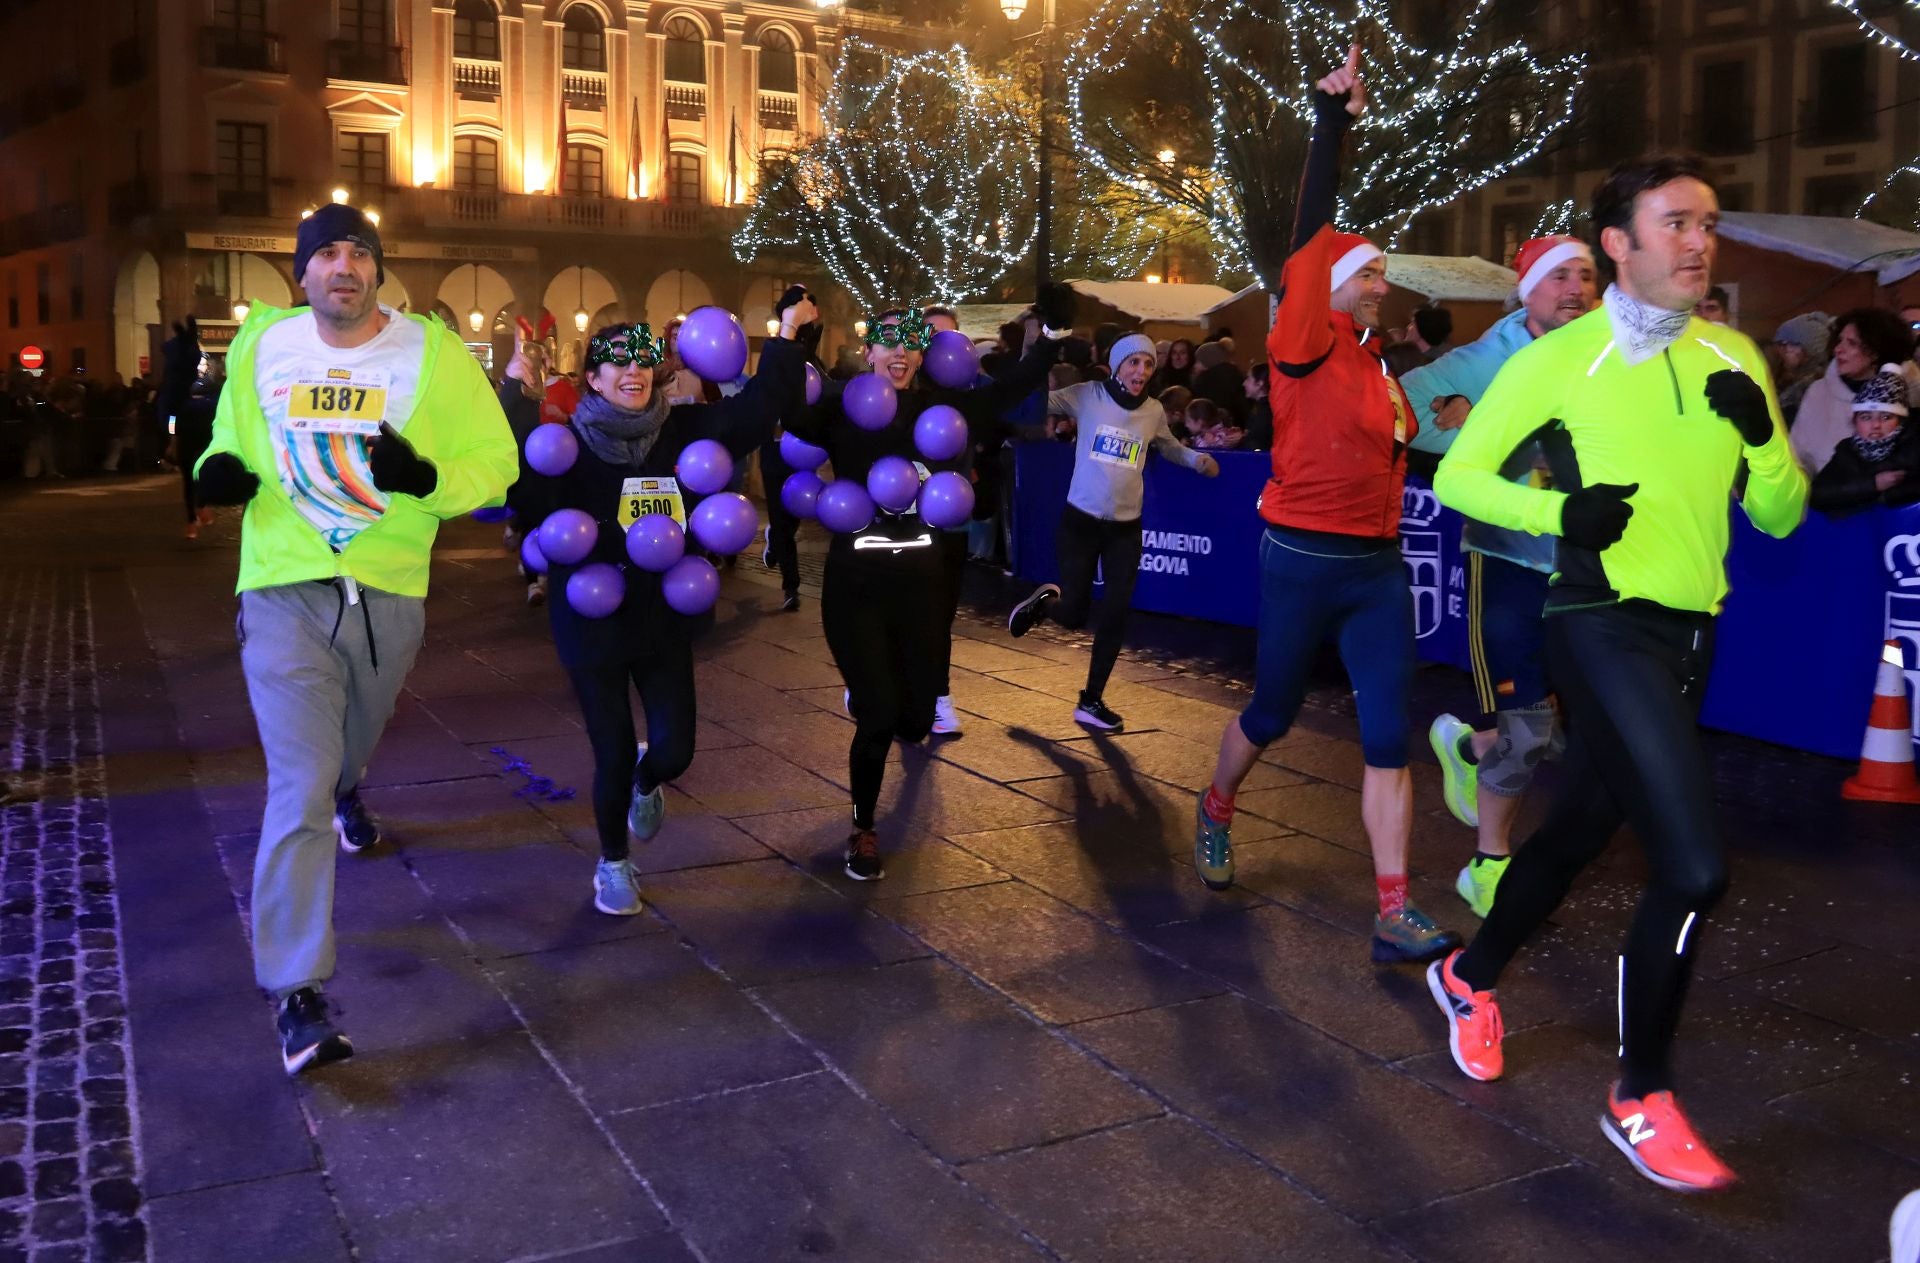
[1011,443,1920,761]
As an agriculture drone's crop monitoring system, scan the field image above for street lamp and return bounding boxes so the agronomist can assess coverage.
[1001,0,1056,287]
[331,187,350,204]
[231,300,250,321]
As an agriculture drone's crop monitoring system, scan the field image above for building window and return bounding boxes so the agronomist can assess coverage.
[453,0,498,60]
[664,17,704,84]
[215,121,268,215]
[564,144,604,196]
[1695,59,1751,154]
[1583,64,1647,168]
[453,136,499,191]
[337,131,389,194]
[1805,173,1870,218]
[212,0,265,33]
[668,151,701,204]
[36,263,51,324]
[1488,204,1538,268]
[1808,44,1874,145]
[338,0,388,46]
[758,29,797,94]
[68,255,83,321]
[562,6,604,72]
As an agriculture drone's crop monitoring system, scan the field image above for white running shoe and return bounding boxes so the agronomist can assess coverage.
[931,695,963,735]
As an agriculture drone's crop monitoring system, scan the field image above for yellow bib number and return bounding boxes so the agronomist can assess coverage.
[618,476,687,530]
[288,368,391,436]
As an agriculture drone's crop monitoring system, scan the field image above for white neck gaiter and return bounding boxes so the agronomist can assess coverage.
[1603,284,1693,368]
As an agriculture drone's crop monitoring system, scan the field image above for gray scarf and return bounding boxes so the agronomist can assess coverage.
[572,385,671,469]
[1603,284,1693,368]
[1852,431,1900,464]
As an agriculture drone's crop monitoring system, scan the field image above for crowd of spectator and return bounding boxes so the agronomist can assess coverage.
[2,367,163,480]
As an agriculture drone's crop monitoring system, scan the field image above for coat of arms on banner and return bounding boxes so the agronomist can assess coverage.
[1400,485,1444,639]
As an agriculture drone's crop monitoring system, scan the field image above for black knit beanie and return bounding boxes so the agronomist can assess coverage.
[294,204,385,284]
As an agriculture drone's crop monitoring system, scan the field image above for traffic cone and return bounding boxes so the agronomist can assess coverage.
[1842,641,1920,804]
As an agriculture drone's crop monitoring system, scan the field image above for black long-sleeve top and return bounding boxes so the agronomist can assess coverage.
[1809,428,1920,518]
[503,336,806,666]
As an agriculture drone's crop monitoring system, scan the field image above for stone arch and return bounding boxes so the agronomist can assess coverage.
[377,272,411,313]
[543,265,623,370]
[437,263,516,338]
[112,251,162,381]
[643,269,713,329]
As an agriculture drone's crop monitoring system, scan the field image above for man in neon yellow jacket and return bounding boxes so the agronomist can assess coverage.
[1422,156,1806,1194]
[194,204,517,1075]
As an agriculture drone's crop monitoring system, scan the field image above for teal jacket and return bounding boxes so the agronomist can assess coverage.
[197,304,518,597]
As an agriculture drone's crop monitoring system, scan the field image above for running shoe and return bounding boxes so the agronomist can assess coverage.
[183,521,200,541]
[1371,904,1462,963]
[1892,1188,1920,1263]
[196,506,215,527]
[1193,793,1234,890]
[334,792,381,855]
[278,988,352,1077]
[1008,584,1060,638]
[593,857,645,916]
[782,591,801,613]
[1073,694,1124,732]
[526,578,547,607]
[628,743,666,839]
[931,695,963,736]
[1455,854,1510,920]
[1429,713,1479,828]
[1601,1084,1737,1193]
[844,830,885,881]
[1426,950,1504,1081]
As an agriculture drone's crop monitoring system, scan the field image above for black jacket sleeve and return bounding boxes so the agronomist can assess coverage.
[1290,92,1355,255]
[948,336,1062,444]
[1809,445,1883,517]
[661,337,807,462]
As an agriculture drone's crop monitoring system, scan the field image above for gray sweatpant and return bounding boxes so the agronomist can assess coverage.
[239,581,425,996]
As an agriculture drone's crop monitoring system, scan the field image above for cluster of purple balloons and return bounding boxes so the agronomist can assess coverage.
[775,389,975,535]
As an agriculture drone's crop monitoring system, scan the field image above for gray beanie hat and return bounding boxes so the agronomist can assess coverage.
[1773,311,1832,362]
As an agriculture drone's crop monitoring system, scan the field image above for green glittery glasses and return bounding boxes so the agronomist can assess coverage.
[587,323,668,369]
[862,308,934,351]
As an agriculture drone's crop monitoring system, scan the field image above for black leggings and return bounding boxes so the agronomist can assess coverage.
[934,531,969,696]
[563,639,697,861]
[178,427,212,523]
[759,438,802,594]
[1049,506,1141,700]
[822,558,946,831]
[1456,602,1725,1098]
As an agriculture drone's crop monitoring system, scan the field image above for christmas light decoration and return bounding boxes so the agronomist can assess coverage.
[1859,161,1920,232]
[1063,0,1585,287]
[1530,199,1579,238]
[733,40,1037,309]
[1829,0,1919,62]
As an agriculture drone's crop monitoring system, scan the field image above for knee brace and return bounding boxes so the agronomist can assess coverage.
[1479,702,1557,798]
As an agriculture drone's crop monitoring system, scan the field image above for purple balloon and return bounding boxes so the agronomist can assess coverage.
[677,306,748,384]
[816,480,875,534]
[804,361,823,406]
[624,513,685,572]
[866,455,921,514]
[520,532,549,575]
[781,470,824,519]
[676,438,734,496]
[924,330,980,390]
[918,470,976,530]
[524,424,579,477]
[689,491,758,555]
[780,429,828,472]
[471,505,512,523]
[565,562,626,619]
[912,404,968,463]
[662,555,721,616]
[537,508,598,566]
[843,373,897,431]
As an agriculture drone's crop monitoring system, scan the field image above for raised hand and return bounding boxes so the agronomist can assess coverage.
[1315,44,1366,117]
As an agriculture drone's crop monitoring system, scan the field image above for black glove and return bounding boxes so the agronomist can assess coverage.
[1313,88,1356,126]
[1704,369,1772,447]
[1560,482,1637,551]
[195,452,260,506]
[773,284,811,321]
[774,284,822,356]
[1033,282,1077,334]
[368,423,438,497]
[161,317,201,383]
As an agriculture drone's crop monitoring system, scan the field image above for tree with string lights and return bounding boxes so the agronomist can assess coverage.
[731,40,1034,310]
[1062,0,1585,287]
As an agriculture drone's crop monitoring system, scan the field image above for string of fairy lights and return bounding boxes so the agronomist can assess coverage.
[1860,162,1920,232]
[1063,0,1584,284]
[1829,0,1920,62]
[731,39,1036,310]
[1829,1,1918,226]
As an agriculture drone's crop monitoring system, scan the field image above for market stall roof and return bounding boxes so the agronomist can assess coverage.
[949,303,1031,342]
[1066,279,1239,325]
[1716,212,1920,286]
[1203,253,1519,315]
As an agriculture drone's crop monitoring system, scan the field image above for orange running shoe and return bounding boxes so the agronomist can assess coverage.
[1426,950,1503,1081]
[1601,1084,1737,1193]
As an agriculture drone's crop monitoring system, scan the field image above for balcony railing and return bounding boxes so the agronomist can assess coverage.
[215,187,270,217]
[387,187,740,238]
[453,57,500,99]
[328,40,408,85]
[563,69,607,111]
[1798,97,1877,147]
[109,37,148,86]
[665,82,706,122]
[757,90,798,133]
[199,26,285,74]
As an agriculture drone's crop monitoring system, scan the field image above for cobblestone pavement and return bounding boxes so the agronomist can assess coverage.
[6,475,1918,1263]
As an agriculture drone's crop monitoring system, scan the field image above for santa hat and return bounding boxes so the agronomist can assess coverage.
[1853,365,1911,417]
[1512,235,1594,301]
[1329,233,1384,291]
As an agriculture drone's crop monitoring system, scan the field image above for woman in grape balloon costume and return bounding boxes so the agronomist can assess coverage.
[503,288,816,916]
[781,284,1077,882]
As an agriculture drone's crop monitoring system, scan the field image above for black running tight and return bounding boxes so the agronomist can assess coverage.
[934,531,969,697]
[758,437,802,595]
[1455,601,1726,1098]
[821,559,946,830]
[1050,506,1141,701]
[563,638,697,861]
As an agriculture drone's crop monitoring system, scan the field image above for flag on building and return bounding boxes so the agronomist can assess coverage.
[658,103,671,202]
[553,94,569,196]
[627,98,642,198]
[727,109,739,205]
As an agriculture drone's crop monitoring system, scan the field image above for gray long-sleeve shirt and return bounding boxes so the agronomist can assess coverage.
[1051,381,1206,522]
